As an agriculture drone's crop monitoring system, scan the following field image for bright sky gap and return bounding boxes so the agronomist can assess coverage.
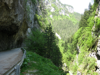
[59,0,94,14]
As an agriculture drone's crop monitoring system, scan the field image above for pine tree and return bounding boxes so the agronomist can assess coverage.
[45,24,62,66]
[45,24,56,58]
[79,10,90,28]
[88,3,93,14]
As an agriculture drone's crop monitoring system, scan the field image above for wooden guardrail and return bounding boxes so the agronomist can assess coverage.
[4,48,26,75]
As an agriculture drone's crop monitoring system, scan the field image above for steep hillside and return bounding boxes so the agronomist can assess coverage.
[62,0,100,74]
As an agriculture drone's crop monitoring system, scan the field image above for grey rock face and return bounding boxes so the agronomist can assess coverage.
[0,0,25,27]
[26,28,32,37]
[62,63,67,71]
[0,0,27,51]
[97,39,100,56]
[97,60,100,69]
[89,52,97,60]
[0,0,42,51]
[77,71,81,75]
[96,69,100,75]
[26,0,35,28]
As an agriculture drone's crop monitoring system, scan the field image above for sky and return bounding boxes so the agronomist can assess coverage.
[59,0,94,14]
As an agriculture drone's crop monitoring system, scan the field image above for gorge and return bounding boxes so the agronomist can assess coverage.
[1,0,100,75]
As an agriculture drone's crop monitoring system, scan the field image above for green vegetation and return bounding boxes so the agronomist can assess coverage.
[34,14,49,29]
[61,0,99,74]
[52,19,79,40]
[21,13,65,74]
[21,0,100,74]
[25,25,62,67]
[31,0,36,4]
[96,17,100,30]
[46,1,81,40]
[21,51,65,75]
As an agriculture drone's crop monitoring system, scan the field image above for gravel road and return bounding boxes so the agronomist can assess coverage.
[0,48,23,75]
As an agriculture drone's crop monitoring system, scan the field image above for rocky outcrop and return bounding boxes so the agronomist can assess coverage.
[96,69,100,74]
[0,0,42,51]
[66,6,74,13]
[77,71,81,75]
[89,2,100,74]
[0,0,27,51]
[97,37,100,56]
[89,52,97,60]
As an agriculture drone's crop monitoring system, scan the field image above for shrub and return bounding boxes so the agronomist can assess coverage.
[31,0,36,4]
[25,29,46,56]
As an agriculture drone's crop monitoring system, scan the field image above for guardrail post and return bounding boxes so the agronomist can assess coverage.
[15,64,20,75]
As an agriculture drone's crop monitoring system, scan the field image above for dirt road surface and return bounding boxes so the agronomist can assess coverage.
[0,48,23,75]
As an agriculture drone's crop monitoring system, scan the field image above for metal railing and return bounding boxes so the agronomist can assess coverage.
[4,48,26,75]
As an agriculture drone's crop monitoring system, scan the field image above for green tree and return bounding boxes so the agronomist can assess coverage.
[79,10,90,28]
[25,29,46,56]
[45,24,62,67]
[25,25,62,67]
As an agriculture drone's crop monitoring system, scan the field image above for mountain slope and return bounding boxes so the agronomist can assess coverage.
[63,0,100,74]
[42,0,81,40]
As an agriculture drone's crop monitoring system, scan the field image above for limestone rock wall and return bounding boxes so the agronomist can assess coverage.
[0,0,42,51]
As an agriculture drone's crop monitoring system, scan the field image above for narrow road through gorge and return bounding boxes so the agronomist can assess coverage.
[0,48,23,75]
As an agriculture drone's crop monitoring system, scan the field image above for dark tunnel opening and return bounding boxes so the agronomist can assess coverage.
[0,24,19,51]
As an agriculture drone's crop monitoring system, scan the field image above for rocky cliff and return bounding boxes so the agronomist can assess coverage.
[44,0,75,17]
[0,0,42,51]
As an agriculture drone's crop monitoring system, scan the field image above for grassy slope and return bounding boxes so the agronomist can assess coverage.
[20,51,65,75]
